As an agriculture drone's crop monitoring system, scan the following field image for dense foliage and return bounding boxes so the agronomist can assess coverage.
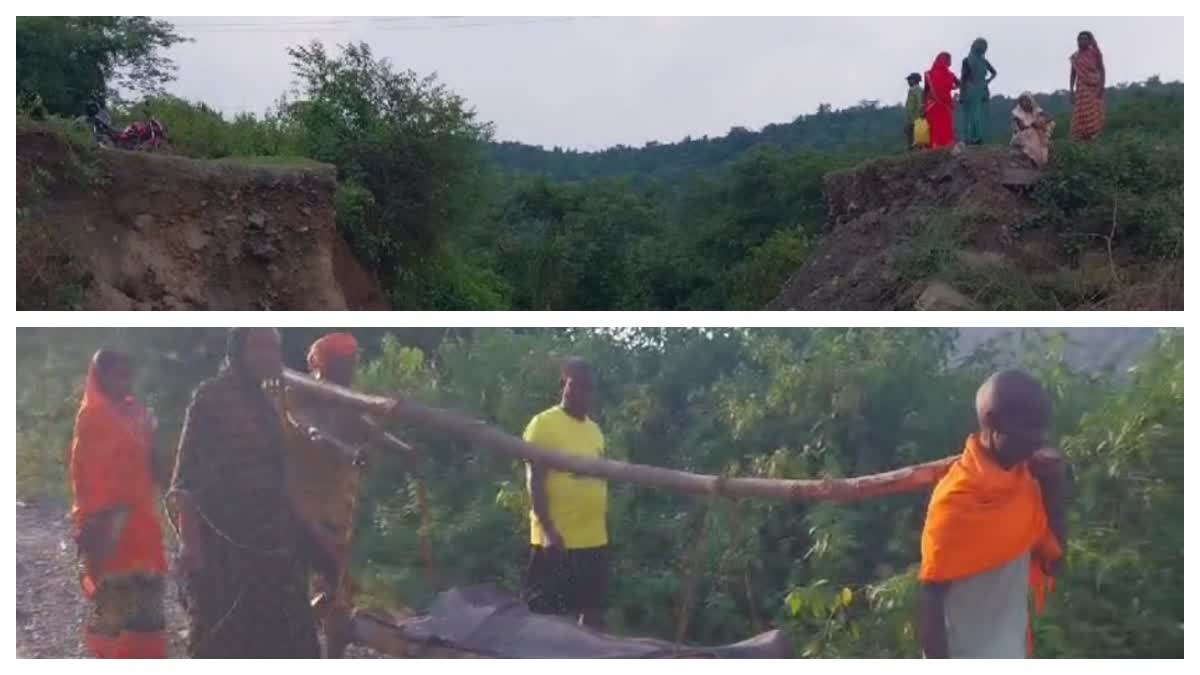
[15,16,188,116]
[16,328,1183,657]
[283,42,498,308]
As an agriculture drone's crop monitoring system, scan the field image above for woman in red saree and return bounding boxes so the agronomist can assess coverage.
[69,349,168,658]
[924,52,961,149]
[1070,31,1106,141]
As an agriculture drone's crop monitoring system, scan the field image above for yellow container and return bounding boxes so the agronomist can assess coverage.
[913,118,931,148]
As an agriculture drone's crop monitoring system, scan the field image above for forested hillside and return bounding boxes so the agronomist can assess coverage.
[16,17,1184,310]
[16,328,1183,657]
[488,79,1182,184]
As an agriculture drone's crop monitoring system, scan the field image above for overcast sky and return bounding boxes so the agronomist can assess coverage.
[160,16,1183,150]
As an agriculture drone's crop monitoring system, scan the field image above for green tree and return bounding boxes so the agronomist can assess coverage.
[15,16,188,116]
[282,41,496,306]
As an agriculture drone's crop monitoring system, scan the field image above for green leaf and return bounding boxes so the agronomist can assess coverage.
[785,589,804,617]
[841,587,854,607]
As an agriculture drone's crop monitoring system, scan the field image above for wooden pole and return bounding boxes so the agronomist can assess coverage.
[282,369,957,504]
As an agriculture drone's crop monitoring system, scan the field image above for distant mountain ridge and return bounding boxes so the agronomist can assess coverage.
[486,79,1182,184]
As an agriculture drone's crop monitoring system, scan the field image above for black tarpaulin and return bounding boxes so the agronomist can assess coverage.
[384,584,789,659]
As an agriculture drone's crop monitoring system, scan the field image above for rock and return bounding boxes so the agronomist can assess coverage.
[248,211,268,227]
[916,281,977,310]
[133,214,154,231]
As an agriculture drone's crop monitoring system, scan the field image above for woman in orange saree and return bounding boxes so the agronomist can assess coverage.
[69,349,168,658]
[924,52,961,149]
[1070,31,1106,141]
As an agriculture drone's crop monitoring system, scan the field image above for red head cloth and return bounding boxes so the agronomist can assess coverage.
[926,52,960,108]
[307,333,360,374]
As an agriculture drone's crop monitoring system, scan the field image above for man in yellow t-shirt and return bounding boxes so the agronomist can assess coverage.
[522,358,609,629]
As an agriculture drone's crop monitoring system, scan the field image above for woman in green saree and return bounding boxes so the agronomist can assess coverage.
[960,38,997,145]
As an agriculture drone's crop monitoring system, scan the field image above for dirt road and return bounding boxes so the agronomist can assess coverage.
[15,500,186,658]
[15,500,378,658]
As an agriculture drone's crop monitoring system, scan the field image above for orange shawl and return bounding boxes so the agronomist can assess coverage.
[920,434,1061,654]
[68,361,167,598]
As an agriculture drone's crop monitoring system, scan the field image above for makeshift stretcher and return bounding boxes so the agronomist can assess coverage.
[279,368,957,658]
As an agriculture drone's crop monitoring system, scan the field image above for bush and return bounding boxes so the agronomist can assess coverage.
[1034,131,1183,257]
[728,228,812,308]
[123,95,301,159]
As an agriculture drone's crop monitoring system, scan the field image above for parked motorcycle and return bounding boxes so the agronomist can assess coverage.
[83,102,171,153]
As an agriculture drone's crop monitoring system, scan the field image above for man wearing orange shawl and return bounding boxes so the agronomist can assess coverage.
[287,332,367,657]
[1069,31,1106,141]
[69,349,168,659]
[924,52,961,149]
[920,370,1068,658]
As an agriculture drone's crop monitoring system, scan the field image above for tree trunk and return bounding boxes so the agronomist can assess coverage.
[282,369,957,503]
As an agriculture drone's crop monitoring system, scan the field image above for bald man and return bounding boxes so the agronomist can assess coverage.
[919,370,1069,658]
[522,358,610,629]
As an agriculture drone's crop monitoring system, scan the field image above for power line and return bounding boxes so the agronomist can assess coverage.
[173,17,579,33]
[171,17,461,28]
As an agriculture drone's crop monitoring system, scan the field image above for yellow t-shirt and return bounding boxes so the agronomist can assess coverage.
[524,405,608,549]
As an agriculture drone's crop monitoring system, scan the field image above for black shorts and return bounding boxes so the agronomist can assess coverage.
[523,545,609,615]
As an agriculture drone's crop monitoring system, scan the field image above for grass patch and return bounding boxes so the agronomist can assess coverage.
[213,155,330,171]
[895,205,1075,310]
[895,206,981,281]
[17,115,106,203]
[941,260,1066,311]
[17,113,97,149]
